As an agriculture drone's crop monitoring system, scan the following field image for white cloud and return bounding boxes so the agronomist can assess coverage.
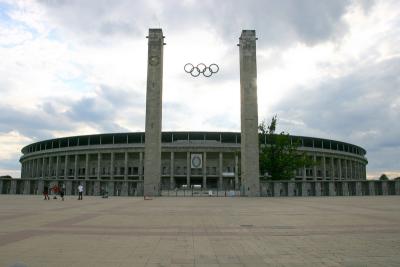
[0,0,399,178]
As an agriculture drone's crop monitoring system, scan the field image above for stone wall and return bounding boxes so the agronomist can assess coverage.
[1,178,399,197]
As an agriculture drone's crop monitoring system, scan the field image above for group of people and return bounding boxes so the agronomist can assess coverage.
[43,184,84,200]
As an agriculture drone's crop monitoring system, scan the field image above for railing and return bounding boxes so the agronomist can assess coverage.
[160,186,240,197]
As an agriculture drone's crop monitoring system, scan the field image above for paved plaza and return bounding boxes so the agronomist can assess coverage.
[0,195,399,267]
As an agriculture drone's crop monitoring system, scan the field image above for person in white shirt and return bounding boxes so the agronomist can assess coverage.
[78,184,83,200]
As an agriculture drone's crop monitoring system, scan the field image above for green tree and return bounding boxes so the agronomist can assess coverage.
[379,174,389,181]
[259,115,313,180]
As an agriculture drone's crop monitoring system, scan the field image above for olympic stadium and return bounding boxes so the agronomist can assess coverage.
[1,131,373,197]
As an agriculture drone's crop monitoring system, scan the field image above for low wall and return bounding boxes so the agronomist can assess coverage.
[260,180,400,197]
[0,179,144,196]
[0,178,399,197]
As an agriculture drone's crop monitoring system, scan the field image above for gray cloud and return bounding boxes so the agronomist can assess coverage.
[65,85,145,131]
[0,85,146,142]
[37,0,374,47]
[0,105,70,140]
[271,56,400,173]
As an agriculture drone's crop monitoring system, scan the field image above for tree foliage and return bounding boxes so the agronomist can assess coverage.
[379,174,389,181]
[259,115,313,180]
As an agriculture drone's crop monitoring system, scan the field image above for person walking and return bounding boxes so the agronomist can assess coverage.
[78,184,83,200]
[43,185,49,200]
[52,184,59,199]
[60,184,65,201]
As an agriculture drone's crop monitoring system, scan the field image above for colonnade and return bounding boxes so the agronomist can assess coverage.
[20,149,367,192]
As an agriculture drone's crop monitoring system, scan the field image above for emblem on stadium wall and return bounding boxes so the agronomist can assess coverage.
[191,154,202,169]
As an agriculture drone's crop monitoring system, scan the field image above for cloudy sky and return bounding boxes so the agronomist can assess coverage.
[0,0,399,179]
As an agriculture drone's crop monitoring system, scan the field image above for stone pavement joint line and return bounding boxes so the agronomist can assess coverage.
[0,195,399,267]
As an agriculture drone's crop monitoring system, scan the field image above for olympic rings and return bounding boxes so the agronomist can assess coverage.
[184,63,219,77]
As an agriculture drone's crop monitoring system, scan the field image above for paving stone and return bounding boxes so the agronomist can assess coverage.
[0,195,399,266]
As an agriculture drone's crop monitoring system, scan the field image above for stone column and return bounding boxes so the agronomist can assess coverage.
[66,181,72,195]
[110,152,114,180]
[27,161,31,178]
[124,152,128,180]
[202,152,207,189]
[219,152,223,189]
[38,180,44,195]
[313,154,317,180]
[35,159,39,178]
[328,182,336,196]
[23,180,30,195]
[143,28,165,197]
[330,157,335,179]
[273,182,280,197]
[382,181,388,195]
[349,160,353,180]
[64,155,69,179]
[395,180,400,195]
[85,154,89,179]
[48,157,52,178]
[139,152,144,180]
[344,159,348,180]
[10,180,17,194]
[315,182,321,196]
[122,181,128,196]
[234,153,239,190]
[32,160,35,178]
[41,157,46,178]
[94,181,100,196]
[74,154,78,179]
[55,156,60,179]
[97,153,101,179]
[239,30,260,197]
[170,152,175,189]
[342,182,349,196]
[36,159,40,178]
[301,183,307,196]
[338,158,342,180]
[32,160,36,178]
[302,166,306,180]
[186,152,190,186]
[108,182,115,196]
[355,181,362,196]
[288,182,295,196]
[322,155,326,180]
[369,181,376,196]
[25,161,28,178]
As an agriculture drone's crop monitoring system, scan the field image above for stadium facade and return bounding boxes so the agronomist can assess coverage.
[9,131,371,196]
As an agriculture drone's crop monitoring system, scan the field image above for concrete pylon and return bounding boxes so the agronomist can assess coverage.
[239,30,260,197]
[144,28,165,197]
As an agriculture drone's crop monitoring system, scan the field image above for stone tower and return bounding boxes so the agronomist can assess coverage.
[144,29,165,196]
[239,30,260,197]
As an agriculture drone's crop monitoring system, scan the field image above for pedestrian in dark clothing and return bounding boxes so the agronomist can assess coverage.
[60,184,65,201]
[43,185,49,200]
